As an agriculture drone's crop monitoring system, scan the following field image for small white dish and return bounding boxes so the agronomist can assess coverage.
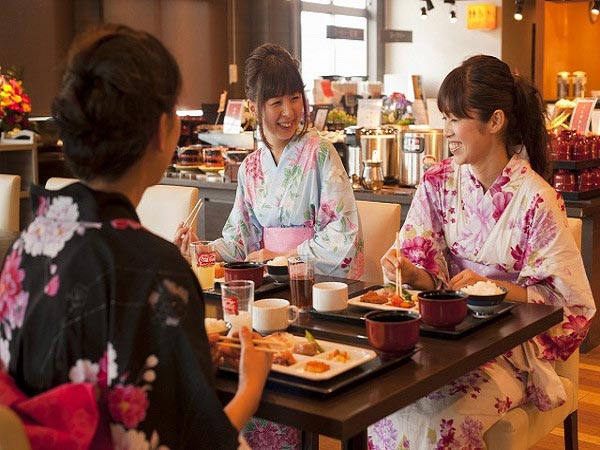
[312,282,348,312]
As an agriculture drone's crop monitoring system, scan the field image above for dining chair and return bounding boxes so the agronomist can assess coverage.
[0,174,21,231]
[136,184,200,241]
[45,177,78,190]
[483,217,583,450]
[0,405,31,450]
[355,200,401,283]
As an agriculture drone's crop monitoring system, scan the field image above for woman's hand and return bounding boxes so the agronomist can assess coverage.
[246,248,280,263]
[380,247,418,285]
[448,269,487,291]
[173,222,199,258]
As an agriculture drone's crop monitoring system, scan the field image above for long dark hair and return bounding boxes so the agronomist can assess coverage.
[244,43,309,150]
[52,24,182,181]
[437,55,549,178]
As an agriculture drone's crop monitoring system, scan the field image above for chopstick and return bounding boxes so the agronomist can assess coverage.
[217,335,288,349]
[217,342,281,353]
[395,231,402,296]
[182,198,204,229]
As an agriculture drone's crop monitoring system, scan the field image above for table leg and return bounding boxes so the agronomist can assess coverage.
[301,431,319,450]
[343,430,368,450]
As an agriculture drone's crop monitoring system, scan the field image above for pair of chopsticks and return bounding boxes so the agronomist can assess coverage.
[182,198,204,229]
[395,231,402,296]
[217,335,287,354]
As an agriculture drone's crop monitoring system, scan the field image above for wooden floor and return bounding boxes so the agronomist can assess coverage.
[319,345,600,450]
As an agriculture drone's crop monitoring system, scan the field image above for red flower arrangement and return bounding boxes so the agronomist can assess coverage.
[0,70,32,133]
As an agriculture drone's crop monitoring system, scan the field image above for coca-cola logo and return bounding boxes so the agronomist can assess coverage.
[196,252,216,268]
[222,296,239,315]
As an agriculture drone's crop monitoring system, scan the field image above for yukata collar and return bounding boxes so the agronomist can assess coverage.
[464,148,530,195]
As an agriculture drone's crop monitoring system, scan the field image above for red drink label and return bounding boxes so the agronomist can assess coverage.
[222,296,239,315]
[196,253,216,268]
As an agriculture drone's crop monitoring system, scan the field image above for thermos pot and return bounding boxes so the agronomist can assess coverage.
[359,126,400,185]
[400,129,447,187]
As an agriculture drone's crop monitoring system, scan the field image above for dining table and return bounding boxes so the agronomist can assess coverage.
[205,277,564,450]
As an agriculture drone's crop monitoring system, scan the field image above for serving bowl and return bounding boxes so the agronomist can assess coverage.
[466,287,508,318]
[418,290,468,328]
[223,262,265,287]
[365,310,420,356]
[266,262,289,283]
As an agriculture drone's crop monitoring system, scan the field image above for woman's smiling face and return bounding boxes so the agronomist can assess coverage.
[260,92,304,152]
[442,113,493,166]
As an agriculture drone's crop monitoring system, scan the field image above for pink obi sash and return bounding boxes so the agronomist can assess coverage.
[0,372,101,450]
[263,227,315,254]
[451,256,519,283]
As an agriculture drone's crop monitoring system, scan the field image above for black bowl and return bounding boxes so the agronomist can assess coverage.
[465,287,508,317]
[266,263,289,283]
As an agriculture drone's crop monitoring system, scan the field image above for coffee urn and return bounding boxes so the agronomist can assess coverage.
[359,126,401,185]
[400,129,447,187]
[344,126,362,178]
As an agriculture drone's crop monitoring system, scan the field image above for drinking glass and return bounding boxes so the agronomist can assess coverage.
[190,241,216,291]
[288,256,315,312]
[221,280,254,335]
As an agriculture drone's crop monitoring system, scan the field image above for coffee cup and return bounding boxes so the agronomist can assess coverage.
[312,282,348,312]
[252,298,299,334]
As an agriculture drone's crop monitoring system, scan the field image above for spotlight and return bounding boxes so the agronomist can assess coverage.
[592,1,600,15]
[450,10,457,23]
[421,6,428,20]
[443,0,455,3]
[425,0,434,11]
[514,0,523,21]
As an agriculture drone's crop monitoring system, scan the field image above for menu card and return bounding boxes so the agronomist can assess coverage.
[357,99,382,128]
[569,98,597,135]
[223,99,245,134]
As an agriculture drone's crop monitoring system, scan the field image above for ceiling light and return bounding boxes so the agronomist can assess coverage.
[592,1,600,15]
[514,1,523,21]
[425,0,435,11]
[443,0,455,4]
[450,10,457,23]
[421,6,428,20]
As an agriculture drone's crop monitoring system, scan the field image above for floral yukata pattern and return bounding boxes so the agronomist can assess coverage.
[213,130,364,278]
[0,183,240,450]
[368,153,595,450]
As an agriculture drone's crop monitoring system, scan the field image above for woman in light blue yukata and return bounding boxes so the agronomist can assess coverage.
[177,43,364,280]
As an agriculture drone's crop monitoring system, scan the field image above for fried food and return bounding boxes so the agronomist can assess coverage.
[272,350,296,366]
[325,349,350,362]
[360,290,388,304]
[304,360,330,373]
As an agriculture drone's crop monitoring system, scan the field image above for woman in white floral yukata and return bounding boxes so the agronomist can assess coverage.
[176,43,363,279]
[372,55,595,450]
[0,24,272,450]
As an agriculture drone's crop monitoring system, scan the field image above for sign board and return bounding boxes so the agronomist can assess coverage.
[326,25,364,41]
[357,99,382,129]
[223,99,245,134]
[382,29,413,43]
[569,98,597,135]
[467,4,497,30]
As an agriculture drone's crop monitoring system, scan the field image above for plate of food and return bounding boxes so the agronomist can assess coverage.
[259,331,377,381]
[347,285,420,312]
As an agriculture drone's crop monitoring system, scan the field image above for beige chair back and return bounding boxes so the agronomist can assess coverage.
[567,217,582,251]
[356,200,401,282]
[45,177,78,190]
[0,175,20,231]
[137,184,199,241]
[0,405,31,450]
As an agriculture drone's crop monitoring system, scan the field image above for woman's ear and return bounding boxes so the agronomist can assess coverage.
[488,109,506,134]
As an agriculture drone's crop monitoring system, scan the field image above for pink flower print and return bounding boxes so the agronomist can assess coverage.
[98,343,118,388]
[436,419,457,449]
[458,417,485,449]
[341,257,352,269]
[525,385,553,411]
[36,196,49,217]
[289,136,319,172]
[537,328,584,361]
[423,159,454,190]
[242,418,299,450]
[0,249,29,330]
[110,219,142,230]
[108,384,149,428]
[492,191,513,221]
[401,236,438,274]
[562,314,590,340]
[318,199,339,226]
[494,396,513,414]
[347,250,365,280]
[510,244,526,271]
[44,274,60,297]
[244,151,265,182]
[371,418,399,450]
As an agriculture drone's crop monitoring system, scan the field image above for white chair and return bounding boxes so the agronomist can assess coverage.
[44,177,77,190]
[484,217,583,450]
[0,405,31,450]
[356,200,401,283]
[136,184,199,241]
[0,174,20,231]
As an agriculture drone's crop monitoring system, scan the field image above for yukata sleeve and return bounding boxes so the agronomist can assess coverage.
[212,167,263,262]
[397,175,450,287]
[138,266,240,449]
[297,140,363,278]
[517,188,595,361]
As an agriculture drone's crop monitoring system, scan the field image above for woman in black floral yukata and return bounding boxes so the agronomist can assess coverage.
[0,24,270,450]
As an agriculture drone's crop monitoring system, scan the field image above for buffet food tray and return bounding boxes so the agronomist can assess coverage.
[203,277,288,300]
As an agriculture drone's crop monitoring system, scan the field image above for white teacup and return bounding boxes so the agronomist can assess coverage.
[252,298,299,334]
[312,282,348,312]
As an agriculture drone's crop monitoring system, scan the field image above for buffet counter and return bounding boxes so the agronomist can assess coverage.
[160,174,600,351]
